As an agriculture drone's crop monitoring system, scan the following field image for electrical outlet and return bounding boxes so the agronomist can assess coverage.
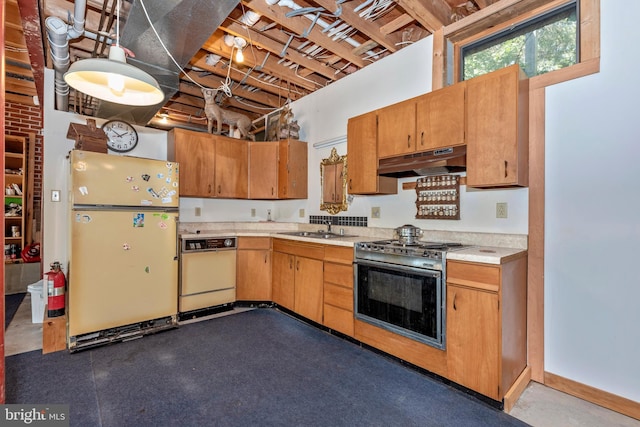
[371,207,381,219]
[251,208,256,217]
[195,207,201,217]
[496,202,508,219]
[299,208,305,218]
[51,190,60,202]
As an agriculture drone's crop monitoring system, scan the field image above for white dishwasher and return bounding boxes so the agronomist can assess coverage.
[179,236,236,321]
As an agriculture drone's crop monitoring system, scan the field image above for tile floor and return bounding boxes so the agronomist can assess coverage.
[5,296,639,427]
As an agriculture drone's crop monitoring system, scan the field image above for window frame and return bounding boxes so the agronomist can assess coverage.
[436,0,600,91]
[460,1,579,81]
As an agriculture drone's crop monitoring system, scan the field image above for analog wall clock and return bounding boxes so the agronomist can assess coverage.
[102,120,139,153]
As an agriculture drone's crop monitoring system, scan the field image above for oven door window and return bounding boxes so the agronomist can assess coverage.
[355,261,443,349]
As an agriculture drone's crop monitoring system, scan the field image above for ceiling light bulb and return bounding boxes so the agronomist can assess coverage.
[236,49,244,63]
[108,73,125,95]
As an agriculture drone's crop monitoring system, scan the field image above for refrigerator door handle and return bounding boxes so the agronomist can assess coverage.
[174,215,179,261]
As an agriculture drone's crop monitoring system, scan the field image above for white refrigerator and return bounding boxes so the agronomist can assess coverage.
[68,150,180,348]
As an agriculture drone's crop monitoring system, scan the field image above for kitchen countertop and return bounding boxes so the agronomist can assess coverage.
[179,229,362,248]
[180,228,526,262]
[446,246,527,265]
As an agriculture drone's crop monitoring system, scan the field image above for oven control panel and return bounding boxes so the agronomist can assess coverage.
[181,237,236,252]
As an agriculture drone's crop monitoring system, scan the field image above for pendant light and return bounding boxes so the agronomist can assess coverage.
[63,0,164,106]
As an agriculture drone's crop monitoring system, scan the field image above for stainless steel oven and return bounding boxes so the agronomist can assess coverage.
[354,239,468,350]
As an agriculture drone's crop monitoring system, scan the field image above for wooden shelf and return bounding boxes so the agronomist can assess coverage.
[4,135,26,261]
[402,175,466,190]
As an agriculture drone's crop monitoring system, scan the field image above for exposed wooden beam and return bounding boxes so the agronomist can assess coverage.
[380,14,415,36]
[312,0,401,52]
[201,30,326,92]
[395,0,452,32]
[243,0,368,68]
[221,21,338,81]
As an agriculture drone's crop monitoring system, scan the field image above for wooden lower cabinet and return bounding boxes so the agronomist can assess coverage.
[446,256,527,401]
[323,246,354,337]
[272,239,324,324]
[272,251,295,310]
[236,237,272,301]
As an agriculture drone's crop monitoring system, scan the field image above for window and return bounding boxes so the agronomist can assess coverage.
[460,2,578,80]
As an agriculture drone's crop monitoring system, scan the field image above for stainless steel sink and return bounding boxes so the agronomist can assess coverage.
[278,231,356,239]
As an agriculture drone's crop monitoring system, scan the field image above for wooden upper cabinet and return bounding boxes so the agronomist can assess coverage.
[249,142,278,199]
[347,112,397,195]
[278,139,308,199]
[168,129,248,199]
[416,82,466,151]
[466,64,529,188]
[248,140,307,200]
[214,136,248,198]
[377,101,416,158]
[167,128,215,197]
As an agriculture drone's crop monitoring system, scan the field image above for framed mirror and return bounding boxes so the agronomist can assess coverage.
[320,147,348,215]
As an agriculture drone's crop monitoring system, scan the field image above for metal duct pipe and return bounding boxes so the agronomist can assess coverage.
[44,0,87,112]
[45,17,71,111]
[67,0,87,39]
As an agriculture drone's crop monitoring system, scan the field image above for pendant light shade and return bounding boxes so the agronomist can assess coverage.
[64,45,165,106]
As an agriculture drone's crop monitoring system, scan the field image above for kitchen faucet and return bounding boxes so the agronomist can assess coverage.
[323,220,332,233]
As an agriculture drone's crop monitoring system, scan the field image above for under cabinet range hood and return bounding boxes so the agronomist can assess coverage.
[378,146,467,177]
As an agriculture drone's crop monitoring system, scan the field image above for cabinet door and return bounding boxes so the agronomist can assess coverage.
[447,285,500,400]
[279,139,308,199]
[236,249,272,300]
[347,112,397,195]
[214,137,248,198]
[169,129,215,197]
[377,101,416,158]
[466,65,528,187]
[249,142,278,199]
[416,83,466,152]
[294,256,324,324]
[272,251,295,310]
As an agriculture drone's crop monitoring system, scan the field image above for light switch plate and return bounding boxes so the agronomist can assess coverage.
[371,207,380,218]
[195,207,201,217]
[299,209,305,218]
[51,190,60,202]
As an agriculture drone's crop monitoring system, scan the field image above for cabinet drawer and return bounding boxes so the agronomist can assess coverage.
[237,237,271,250]
[447,261,500,292]
[324,283,353,310]
[324,262,353,289]
[324,245,353,264]
[273,238,324,259]
[324,304,354,337]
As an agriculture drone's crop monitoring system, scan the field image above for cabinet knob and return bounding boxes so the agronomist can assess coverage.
[453,293,457,310]
[504,160,508,178]
[217,185,221,194]
[407,135,411,148]
[420,131,424,146]
[208,184,212,194]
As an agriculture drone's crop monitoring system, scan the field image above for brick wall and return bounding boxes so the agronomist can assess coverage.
[4,101,43,240]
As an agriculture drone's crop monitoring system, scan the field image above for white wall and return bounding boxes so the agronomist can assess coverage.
[544,0,640,402]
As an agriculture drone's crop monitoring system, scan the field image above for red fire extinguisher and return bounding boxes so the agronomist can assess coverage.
[47,261,66,317]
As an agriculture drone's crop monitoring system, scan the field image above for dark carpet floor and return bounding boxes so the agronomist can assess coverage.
[5,309,530,427]
[4,292,26,329]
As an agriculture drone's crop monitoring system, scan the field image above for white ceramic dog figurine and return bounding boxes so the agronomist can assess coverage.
[202,88,252,139]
